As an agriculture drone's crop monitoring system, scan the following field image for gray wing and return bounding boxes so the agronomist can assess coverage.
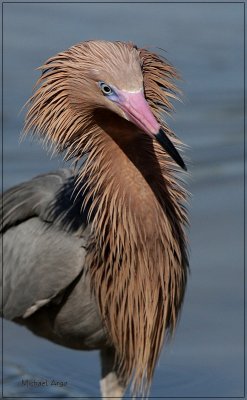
[1,169,90,320]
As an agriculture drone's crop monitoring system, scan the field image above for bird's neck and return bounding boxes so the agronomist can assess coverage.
[88,109,170,234]
[81,112,188,394]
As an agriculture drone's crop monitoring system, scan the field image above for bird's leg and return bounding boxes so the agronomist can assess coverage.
[99,347,126,399]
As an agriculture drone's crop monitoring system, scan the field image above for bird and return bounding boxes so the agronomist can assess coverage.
[1,40,189,398]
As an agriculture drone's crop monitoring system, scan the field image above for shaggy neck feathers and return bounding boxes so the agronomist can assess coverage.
[76,114,188,394]
[24,40,189,396]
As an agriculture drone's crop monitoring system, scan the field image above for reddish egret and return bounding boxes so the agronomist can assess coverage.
[1,40,189,398]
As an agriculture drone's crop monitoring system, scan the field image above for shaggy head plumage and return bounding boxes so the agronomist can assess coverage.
[24,40,189,396]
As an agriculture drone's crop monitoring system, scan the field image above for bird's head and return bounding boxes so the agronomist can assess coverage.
[25,40,186,170]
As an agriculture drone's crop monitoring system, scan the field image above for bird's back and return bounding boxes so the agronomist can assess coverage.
[1,169,106,350]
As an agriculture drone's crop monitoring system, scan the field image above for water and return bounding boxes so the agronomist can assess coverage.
[2,3,244,398]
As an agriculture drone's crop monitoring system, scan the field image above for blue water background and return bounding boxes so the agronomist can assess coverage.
[2,2,244,398]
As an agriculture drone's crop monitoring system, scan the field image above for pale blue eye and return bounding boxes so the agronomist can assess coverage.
[99,81,113,96]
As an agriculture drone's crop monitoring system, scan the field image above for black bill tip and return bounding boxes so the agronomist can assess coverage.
[155,129,187,171]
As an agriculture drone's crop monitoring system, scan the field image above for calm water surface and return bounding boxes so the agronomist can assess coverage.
[2,3,244,398]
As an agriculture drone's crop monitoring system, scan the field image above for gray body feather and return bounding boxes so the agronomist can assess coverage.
[1,169,107,350]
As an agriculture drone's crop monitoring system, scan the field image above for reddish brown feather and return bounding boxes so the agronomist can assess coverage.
[24,40,189,396]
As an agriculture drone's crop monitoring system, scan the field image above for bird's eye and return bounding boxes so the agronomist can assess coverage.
[99,81,113,96]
